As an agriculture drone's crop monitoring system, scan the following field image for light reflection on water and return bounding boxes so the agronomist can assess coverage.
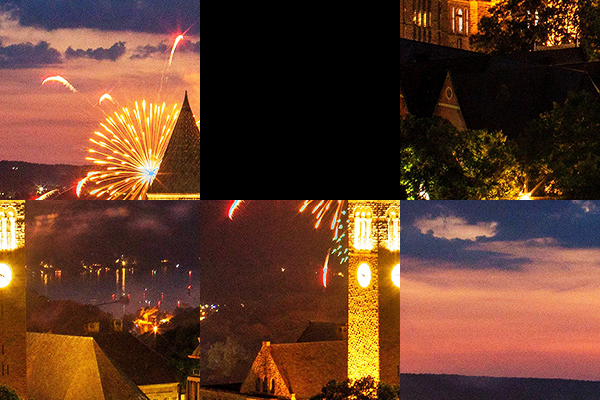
[28,265,199,317]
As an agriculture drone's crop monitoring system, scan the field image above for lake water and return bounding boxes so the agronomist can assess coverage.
[28,263,201,317]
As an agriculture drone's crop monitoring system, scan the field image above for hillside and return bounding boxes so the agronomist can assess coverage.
[401,373,600,400]
[0,160,93,199]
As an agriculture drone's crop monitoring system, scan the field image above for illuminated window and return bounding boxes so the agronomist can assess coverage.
[457,8,463,33]
[451,7,455,32]
[353,207,373,250]
[386,206,400,251]
[0,208,18,250]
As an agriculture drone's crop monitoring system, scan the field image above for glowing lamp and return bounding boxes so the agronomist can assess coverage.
[0,263,12,288]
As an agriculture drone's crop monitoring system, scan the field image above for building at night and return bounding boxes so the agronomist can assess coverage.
[0,202,180,400]
[400,0,498,50]
[147,91,200,200]
[400,39,597,138]
[195,201,401,400]
[27,332,149,400]
[347,200,400,385]
[0,201,26,398]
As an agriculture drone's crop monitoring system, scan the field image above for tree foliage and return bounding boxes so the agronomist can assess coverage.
[521,90,600,198]
[470,0,581,54]
[0,385,20,400]
[400,115,524,199]
[310,377,399,400]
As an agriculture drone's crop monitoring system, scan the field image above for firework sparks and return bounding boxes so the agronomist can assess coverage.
[82,100,179,199]
[229,200,243,220]
[35,189,59,200]
[41,75,78,93]
[322,252,329,288]
[299,200,345,234]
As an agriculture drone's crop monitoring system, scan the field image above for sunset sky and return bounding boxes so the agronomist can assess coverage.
[401,201,600,381]
[0,0,200,165]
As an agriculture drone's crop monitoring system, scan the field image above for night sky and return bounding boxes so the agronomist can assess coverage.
[24,200,348,343]
[0,0,200,164]
[401,200,600,381]
[197,201,348,342]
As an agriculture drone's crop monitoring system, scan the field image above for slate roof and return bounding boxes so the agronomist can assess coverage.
[92,332,179,386]
[296,321,346,343]
[400,39,599,138]
[27,332,148,400]
[400,38,486,64]
[148,91,200,195]
[268,341,346,399]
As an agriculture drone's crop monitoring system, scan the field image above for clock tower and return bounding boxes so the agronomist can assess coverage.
[348,200,400,384]
[0,201,26,397]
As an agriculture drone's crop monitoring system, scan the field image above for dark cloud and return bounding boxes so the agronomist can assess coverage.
[130,39,199,60]
[0,40,61,68]
[401,224,530,272]
[65,41,126,61]
[26,201,202,269]
[130,42,169,60]
[0,0,200,35]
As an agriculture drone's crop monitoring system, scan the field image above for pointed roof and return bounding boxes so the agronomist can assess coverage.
[240,340,347,399]
[148,91,200,195]
[92,332,179,386]
[27,332,148,400]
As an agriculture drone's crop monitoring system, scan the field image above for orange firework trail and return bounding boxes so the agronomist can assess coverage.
[81,100,179,199]
[98,93,118,106]
[168,34,185,67]
[41,75,78,93]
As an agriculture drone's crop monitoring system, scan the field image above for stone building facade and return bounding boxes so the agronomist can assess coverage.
[0,201,26,398]
[400,0,497,50]
[347,200,400,384]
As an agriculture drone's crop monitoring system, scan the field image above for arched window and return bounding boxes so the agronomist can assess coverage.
[255,377,261,392]
[386,206,400,251]
[457,8,463,33]
[0,208,18,250]
[271,378,276,394]
[0,212,5,250]
[353,206,373,250]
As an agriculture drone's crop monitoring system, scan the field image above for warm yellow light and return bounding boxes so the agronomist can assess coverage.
[357,263,371,288]
[153,325,158,334]
[518,192,533,200]
[392,264,400,287]
[0,263,13,288]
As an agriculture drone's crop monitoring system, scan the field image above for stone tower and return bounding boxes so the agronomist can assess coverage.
[0,201,26,397]
[347,200,400,384]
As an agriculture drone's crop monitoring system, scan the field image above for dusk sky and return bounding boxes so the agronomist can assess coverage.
[0,0,200,165]
[401,200,600,381]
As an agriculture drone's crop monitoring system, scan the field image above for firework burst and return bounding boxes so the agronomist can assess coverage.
[81,100,180,199]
